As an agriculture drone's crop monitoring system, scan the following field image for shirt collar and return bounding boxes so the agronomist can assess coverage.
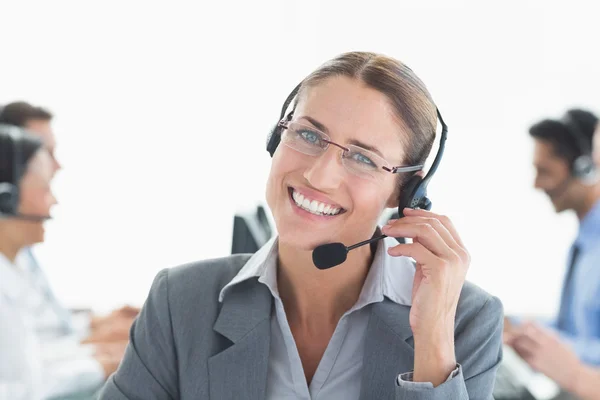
[218,233,415,308]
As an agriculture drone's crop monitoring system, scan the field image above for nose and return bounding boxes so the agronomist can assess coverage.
[52,154,62,173]
[303,146,345,191]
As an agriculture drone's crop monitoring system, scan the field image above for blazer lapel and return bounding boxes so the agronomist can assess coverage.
[360,299,416,400]
[208,279,273,400]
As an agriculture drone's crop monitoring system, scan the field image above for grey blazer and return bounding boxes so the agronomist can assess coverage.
[98,254,503,400]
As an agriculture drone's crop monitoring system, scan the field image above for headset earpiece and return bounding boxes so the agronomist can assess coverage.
[396,109,447,218]
[266,123,283,158]
[397,175,432,218]
[0,125,22,217]
[572,154,596,183]
[0,182,18,216]
[266,83,303,158]
[562,113,598,184]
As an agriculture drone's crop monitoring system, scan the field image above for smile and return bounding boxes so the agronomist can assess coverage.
[289,187,345,216]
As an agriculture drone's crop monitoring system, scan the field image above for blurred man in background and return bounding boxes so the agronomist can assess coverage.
[500,112,600,400]
[504,109,600,371]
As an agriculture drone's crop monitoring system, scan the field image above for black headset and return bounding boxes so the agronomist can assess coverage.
[0,123,24,217]
[266,82,448,219]
[561,112,597,183]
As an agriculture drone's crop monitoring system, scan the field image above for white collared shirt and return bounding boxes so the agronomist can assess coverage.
[0,252,104,399]
[219,235,455,399]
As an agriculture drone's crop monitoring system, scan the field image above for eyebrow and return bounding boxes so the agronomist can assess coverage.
[298,116,385,159]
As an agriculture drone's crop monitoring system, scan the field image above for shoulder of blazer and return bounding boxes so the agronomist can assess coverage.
[152,253,254,324]
[164,253,254,303]
[455,280,503,333]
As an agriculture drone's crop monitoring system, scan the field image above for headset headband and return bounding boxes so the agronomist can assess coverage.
[562,113,592,158]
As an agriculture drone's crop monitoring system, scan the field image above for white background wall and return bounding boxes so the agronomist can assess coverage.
[1,0,599,316]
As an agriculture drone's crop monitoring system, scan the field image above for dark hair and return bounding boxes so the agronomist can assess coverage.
[298,52,438,172]
[0,101,53,128]
[529,108,599,169]
[0,124,44,186]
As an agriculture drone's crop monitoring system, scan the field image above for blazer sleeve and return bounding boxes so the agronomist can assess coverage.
[394,296,504,400]
[98,269,180,400]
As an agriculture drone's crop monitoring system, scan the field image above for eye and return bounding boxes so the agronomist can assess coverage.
[350,151,376,167]
[298,129,322,145]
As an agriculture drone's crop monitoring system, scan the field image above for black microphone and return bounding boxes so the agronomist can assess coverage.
[312,234,388,270]
[0,212,52,222]
[14,213,52,222]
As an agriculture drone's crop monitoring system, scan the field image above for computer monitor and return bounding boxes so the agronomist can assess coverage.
[231,205,273,254]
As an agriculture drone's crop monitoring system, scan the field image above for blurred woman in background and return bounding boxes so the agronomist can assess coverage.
[0,124,119,399]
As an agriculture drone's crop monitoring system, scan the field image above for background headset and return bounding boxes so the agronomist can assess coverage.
[266,82,448,219]
[0,123,25,217]
[0,123,51,221]
[561,112,597,184]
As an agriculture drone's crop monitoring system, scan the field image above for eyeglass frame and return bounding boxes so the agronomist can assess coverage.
[277,119,424,175]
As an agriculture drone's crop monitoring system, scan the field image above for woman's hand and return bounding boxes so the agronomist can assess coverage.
[382,207,470,386]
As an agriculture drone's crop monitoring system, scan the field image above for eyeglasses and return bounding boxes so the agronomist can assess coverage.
[278,120,423,182]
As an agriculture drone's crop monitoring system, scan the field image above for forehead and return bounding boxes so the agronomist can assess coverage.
[25,119,56,148]
[21,150,53,186]
[533,139,567,168]
[296,76,408,161]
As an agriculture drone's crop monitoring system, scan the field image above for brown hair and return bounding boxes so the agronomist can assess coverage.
[298,52,437,172]
[0,101,53,128]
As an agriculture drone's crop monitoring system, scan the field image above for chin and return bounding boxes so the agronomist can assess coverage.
[552,203,568,214]
[277,229,333,251]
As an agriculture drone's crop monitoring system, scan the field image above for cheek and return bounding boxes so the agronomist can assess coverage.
[18,188,51,214]
[349,181,392,219]
[266,149,306,195]
[538,175,556,189]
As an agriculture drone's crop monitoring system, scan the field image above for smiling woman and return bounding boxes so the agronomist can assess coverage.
[99,52,504,400]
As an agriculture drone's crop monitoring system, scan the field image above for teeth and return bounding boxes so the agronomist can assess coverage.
[291,189,342,216]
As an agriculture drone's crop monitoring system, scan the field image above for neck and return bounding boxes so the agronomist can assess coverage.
[575,184,600,221]
[277,239,374,328]
[0,226,22,263]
